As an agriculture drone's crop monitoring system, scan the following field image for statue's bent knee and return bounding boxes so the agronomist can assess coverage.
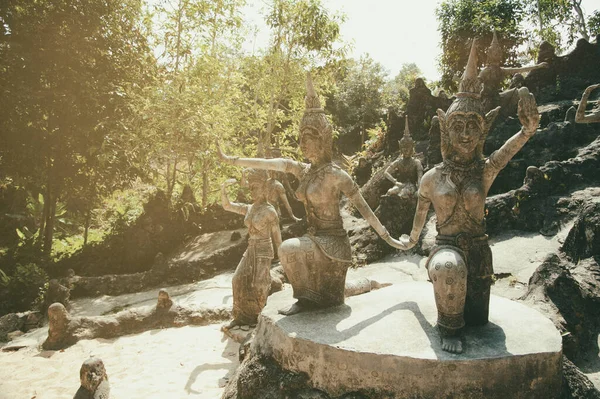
[427,246,468,335]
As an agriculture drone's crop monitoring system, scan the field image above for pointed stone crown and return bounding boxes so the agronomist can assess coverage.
[487,31,503,65]
[446,39,485,118]
[299,73,333,152]
[399,115,414,147]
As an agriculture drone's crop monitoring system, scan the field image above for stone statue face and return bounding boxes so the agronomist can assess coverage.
[300,127,323,163]
[248,181,265,202]
[400,142,414,158]
[447,113,483,156]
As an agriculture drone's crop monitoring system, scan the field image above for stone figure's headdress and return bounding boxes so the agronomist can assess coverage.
[242,168,268,187]
[487,32,502,65]
[299,73,333,160]
[437,39,500,161]
[399,115,414,150]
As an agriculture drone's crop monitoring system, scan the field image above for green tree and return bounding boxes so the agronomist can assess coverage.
[524,0,597,52]
[132,0,246,206]
[436,0,526,90]
[0,0,155,254]
[327,55,389,152]
[254,0,346,155]
[383,63,424,115]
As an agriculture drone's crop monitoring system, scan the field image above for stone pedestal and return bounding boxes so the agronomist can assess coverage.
[253,282,562,399]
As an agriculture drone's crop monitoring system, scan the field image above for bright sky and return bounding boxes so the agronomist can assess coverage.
[243,0,600,82]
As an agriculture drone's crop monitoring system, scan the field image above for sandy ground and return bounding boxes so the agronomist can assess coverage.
[1,224,598,398]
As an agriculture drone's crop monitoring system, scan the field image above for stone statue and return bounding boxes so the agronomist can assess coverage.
[217,73,403,316]
[479,32,547,114]
[396,40,541,354]
[73,357,110,399]
[426,116,442,167]
[384,117,423,198]
[576,84,600,123]
[221,170,281,328]
[265,173,301,223]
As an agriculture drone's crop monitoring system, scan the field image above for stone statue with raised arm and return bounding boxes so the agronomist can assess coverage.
[576,84,600,123]
[384,116,423,198]
[479,32,547,114]
[217,73,404,316]
[396,40,541,354]
[221,169,281,329]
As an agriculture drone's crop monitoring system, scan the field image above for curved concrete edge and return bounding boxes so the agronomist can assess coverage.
[252,282,562,398]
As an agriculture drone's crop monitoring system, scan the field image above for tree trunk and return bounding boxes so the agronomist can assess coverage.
[571,0,589,41]
[83,209,91,246]
[43,191,56,255]
[202,170,208,208]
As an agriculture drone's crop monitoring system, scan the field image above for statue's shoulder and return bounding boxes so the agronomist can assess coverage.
[422,165,442,181]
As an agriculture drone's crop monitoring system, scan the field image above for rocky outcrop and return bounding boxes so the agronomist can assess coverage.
[521,253,600,362]
[486,135,600,235]
[52,192,245,277]
[525,38,600,104]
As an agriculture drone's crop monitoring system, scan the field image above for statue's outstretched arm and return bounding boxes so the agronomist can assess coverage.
[221,179,248,215]
[216,140,305,177]
[502,62,547,76]
[384,161,398,185]
[576,84,600,124]
[399,189,432,251]
[486,88,539,185]
[340,172,405,249]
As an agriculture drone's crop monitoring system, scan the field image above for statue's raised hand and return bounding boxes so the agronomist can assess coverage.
[517,87,539,137]
[584,83,600,94]
[216,140,234,163]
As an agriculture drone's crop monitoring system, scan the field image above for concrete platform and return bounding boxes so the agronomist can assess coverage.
[253,282,562,399]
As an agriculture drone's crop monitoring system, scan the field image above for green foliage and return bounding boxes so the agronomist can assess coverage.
[0,0,156,254]
[0,263,48,315]
[327,55,389,150]
[384,63,424,114]
[587,10,600,37]
[436,0,526,90]
[523,0,593,53]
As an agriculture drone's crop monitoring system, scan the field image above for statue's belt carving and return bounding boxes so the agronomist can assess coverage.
[436,233,487,252]
[305,228,351,263]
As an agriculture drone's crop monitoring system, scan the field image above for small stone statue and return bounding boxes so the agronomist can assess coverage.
[221,169,281,328]
[73,357,110,399]
[426,116,442,167]
[575,84,600,123]
[479,32,547,114]
[157,288,173,310]
[396,40,541,354]
[384,117,423,198]
[265,172,301,223]
[217,73,404,316]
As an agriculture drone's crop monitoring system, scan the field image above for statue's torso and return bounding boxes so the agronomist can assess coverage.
[427,164,487,236]
[390,158,420,185]
[296,163,343,231]
[244,203,275,239]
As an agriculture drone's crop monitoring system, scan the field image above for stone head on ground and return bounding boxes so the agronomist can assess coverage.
[157,289,173,310]
[74,357,110,399]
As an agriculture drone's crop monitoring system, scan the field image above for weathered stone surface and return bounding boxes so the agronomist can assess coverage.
[250,283,562,399]
[562,202,600,261]
[0,313,23,342]
[67,228,247,298]
[562,356,600,399]
[521,253,600,362]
